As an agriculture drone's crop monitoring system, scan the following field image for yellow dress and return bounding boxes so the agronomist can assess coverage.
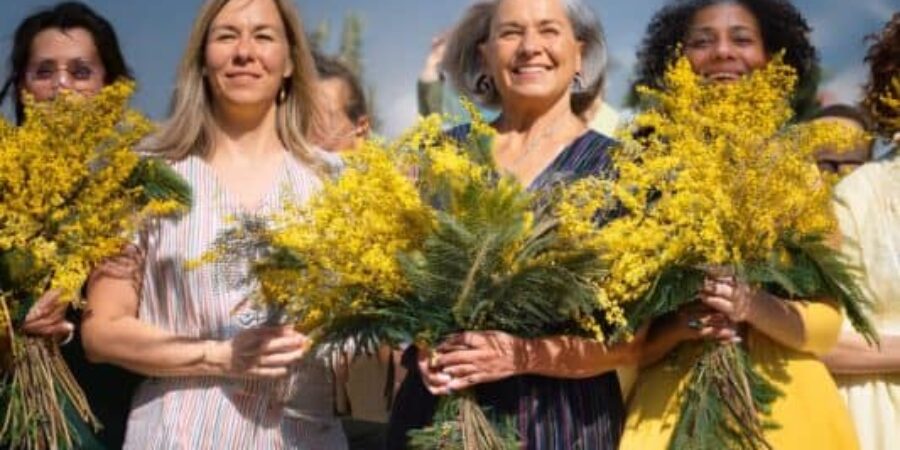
[620,301,859,449]
[832,152,900,450]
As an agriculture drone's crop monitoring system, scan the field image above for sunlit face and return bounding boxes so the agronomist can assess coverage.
[479,0,583,108]
[204,0,293,110]
[317,77,368,152]
[23,27,106,101]
[683,3,768,82]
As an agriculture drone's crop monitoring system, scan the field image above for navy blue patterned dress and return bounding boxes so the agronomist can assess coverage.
[387,127,624,450]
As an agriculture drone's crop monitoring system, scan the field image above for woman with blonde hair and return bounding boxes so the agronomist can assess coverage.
[80,0,345,448]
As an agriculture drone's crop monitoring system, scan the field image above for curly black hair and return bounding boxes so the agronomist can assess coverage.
[630,0,820,117]
[862,13,900,137]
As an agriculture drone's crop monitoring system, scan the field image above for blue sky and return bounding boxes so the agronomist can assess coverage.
[1,0,895,136]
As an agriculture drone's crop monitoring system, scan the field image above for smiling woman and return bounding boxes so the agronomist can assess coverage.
[0,3,142,448]
[387,1,641,449]
[630,0,820,117]
[79,0,345,448]
[620,1,861,450]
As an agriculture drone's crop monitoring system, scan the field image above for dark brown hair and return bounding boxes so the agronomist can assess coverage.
[862,13,900,137]
[0,2,132,124]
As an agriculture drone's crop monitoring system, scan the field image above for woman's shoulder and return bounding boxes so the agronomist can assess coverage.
[835,150,899,203]
[555,129,617,174]
[570,129,617,150]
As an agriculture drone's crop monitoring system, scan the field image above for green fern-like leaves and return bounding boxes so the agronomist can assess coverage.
[642,235,876,450]
[670,343,780,450]
[126,157,193,210]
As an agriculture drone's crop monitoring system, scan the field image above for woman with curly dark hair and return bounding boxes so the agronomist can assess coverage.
[629,0,820,118]
[621,1,860,449]
[823,13,900,450]
[860,14,900,142]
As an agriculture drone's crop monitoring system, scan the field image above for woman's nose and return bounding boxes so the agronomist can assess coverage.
[518,29,542,56]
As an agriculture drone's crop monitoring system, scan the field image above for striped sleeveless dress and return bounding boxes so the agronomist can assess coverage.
[123,154,347,449]
[388,128,625,450]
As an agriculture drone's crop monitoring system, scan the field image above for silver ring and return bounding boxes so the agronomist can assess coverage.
[687,319,702,330]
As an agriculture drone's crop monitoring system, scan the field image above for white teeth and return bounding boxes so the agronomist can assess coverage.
[708,72,740,80]
[514,66,546,74]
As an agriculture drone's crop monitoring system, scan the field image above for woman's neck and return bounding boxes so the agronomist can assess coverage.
[208,102,284,162]
[491,94,587,187]
[495,94,583,138]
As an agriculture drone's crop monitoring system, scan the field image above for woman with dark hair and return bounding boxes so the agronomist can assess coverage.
[629,0,820,118]
[621,1,859,449]
[823,13,900,450]
[0,1,132,125]
[0,2,140,448]
[312,51,371,152]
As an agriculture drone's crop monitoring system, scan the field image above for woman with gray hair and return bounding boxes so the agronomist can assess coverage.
[388,0,639,448]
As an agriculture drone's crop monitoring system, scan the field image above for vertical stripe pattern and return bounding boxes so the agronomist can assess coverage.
[123,154,347,450]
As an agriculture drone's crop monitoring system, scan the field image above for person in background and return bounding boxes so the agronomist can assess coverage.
[822,12,900,450]
[416,33,448,117]
[311,51,392,450]
[389,0,642,448]
[313,51,370,152]
[812,103,873,177]
[621,1,858,449]
[80,0,346,448]
[0,3,142,448]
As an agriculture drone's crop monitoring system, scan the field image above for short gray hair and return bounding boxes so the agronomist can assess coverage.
[442,0,608,115]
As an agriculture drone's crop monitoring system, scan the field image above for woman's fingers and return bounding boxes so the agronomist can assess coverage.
[441,363,479,379]
[700,294,734,315]
[423,371,452,395]
[258,334,307,355]
[246,366,290,379]
[25,290,63,321]
[227,326,311,378]
[430,349,485,368]
[447,373,486,391]
[22,291,71,338]
[257,346,308,367]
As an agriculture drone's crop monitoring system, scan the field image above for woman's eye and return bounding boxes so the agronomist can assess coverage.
[35,67,55,78]
[71,66,93,80]
[686,38,712,48]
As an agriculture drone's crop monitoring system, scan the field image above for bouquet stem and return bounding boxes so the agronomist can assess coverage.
[408,389,517,450]
[670,342,777,450]
[1,336,98,450]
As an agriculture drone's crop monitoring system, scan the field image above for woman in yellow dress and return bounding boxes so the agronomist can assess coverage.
[822,13,900,450]
[620,1,860,449]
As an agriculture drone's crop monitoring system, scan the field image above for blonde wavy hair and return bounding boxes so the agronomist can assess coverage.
[144,0,326,174]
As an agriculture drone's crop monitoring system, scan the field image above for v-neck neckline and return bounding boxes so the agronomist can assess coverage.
[526,130,594,190]
[196,152,290,215]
